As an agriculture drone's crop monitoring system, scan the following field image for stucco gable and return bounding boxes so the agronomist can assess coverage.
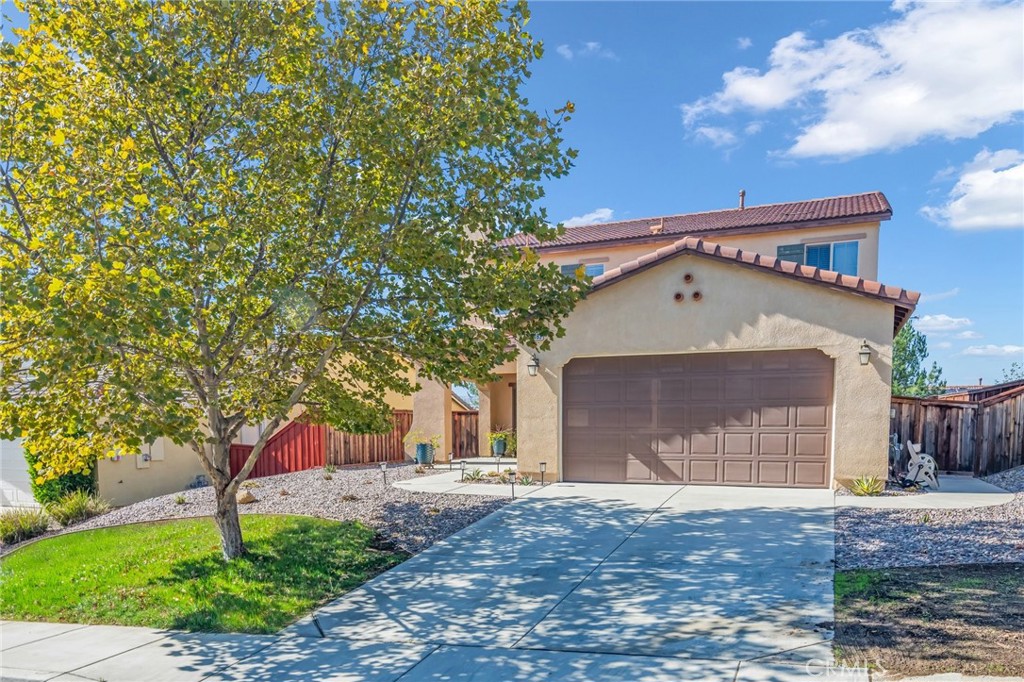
[589,236,918,336]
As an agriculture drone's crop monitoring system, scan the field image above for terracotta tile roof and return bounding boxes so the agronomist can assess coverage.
[590,236,919,336]
[503,192,892,250]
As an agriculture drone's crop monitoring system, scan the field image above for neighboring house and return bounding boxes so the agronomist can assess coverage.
[937,378,1024,403]
[414,191,919,488]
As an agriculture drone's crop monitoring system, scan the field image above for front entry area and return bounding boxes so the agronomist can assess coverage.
[562,349,834,487]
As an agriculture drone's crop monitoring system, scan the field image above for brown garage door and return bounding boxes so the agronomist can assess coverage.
[562,350,833,488]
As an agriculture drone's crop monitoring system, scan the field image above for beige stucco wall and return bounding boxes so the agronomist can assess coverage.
[97,438,206,507]
[515,252,895,487]
[409,379,453,461]
[544,222,881,281]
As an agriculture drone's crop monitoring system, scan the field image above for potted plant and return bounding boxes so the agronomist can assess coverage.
[488,428,515,457]
[403,431,441,465]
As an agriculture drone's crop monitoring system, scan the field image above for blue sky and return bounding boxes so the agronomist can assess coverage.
[523,1,1024,385]
[3,1,1021,385]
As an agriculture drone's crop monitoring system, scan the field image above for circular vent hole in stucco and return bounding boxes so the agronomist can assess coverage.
[683,273,694,283]
[692,291,702,301]
[674,292,684,302]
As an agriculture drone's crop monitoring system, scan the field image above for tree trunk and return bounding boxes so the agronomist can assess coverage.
[214,487,245,560]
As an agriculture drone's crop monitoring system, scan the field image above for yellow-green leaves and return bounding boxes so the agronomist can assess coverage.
[132,194,149,208]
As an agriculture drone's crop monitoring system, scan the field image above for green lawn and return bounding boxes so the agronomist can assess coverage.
[0,515,405,633]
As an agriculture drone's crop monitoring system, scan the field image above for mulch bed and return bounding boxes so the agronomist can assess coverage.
[834,563,1024,678]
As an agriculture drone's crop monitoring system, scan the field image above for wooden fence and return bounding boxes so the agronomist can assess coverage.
[325,410,412,466]
[229,410,412,479]
[452,411,479,459]
[890,385,1024,475]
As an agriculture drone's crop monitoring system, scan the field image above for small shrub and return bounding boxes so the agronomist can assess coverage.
[519,474,534,486]
[241,480,260,489]
[45,490,110,527]
[464,468,485,482]
[414,465,426,474]
[323,473,333,480]
[24,451,95,505]
[0,507,50,545]
[486,470,500,478]
[849,476,885,497]
[920,512,932,524]
[174,494,187,505]
[324,464,337,474]
[279,489,290,497]
[498,473,511,484]
[340,494,360,502]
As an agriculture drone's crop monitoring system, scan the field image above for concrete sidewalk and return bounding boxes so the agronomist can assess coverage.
[3,483,856,681]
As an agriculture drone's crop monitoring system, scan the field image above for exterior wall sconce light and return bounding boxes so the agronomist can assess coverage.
[379,461,388,485]
[539,461,546,486]
[858,340,872,366]
[527,354,540,377]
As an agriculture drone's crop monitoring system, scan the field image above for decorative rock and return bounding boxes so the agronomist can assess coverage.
[8,463,507,557]
[236,490,258,504]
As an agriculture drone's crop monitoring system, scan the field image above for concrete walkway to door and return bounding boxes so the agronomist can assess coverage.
[1,484,851,681]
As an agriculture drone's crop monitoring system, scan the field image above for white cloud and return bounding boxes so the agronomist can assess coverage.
[744,121,764,136]
[916,314,973,333]
[556,41,617,61]
[737,37,753,50]
[694,126,738,148]
[920,148,1024,230]
[562,208,615,228]
[682,1,1024,158]
[918,287,960,303]
[955,330,983,340]
[933,341,953,350]
[963,344,1024,357]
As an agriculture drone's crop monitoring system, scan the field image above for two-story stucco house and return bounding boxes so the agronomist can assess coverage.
[412,191,919,489]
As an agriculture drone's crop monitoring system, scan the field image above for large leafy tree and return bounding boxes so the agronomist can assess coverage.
[0,0,581,558]
[892,318,946,397]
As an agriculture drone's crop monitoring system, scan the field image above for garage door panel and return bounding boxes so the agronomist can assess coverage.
[625,432,656,456]
[626,380,653,402]
[760,405,790,427]
[724,406,754,428]
[690,378,722,401]
[725,377,755,400]
[689,460,721,482]
[660,379,688,401]
[724,433,753,455]
[689,405,720,429]
[795,461,828,487]
[796,405,828,427]
[759,380,791,401]
[562,350,833,488]
[795,433,828,457]
[757,461,790,485]
[723,460,754,484]
[625,407,654,428]
[655,432,685,454]
[626,456,655,481]
[690,433,719,455]
[594,380,623,403]
[758,433,790,456]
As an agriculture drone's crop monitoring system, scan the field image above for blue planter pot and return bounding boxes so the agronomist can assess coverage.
[415,444,434,465]
[491,439,507,456]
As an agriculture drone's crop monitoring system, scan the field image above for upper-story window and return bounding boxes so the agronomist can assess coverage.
[777,241,858,276]
[560,263,605,278]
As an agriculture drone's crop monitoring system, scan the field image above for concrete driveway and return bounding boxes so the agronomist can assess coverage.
[1,483,847,681]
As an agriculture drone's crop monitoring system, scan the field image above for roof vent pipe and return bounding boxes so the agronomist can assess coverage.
[739,189,746,210]
[650,218,664,235]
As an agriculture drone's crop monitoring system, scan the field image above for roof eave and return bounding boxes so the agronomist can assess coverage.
[531,211,893,254]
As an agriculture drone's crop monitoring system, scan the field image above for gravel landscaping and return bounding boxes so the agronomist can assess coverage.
[3,464,507,556]
[836,466,1024,570]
